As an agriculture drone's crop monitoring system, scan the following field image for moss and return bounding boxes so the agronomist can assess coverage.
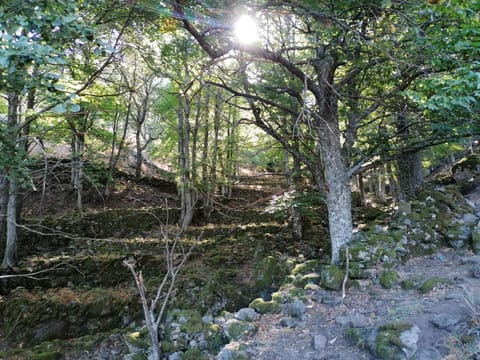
[125,328,151,350]
[183,348,209,360]
[289,287,305,298]
[348,262,367,279]
[345,328,364,347]
[379,270,400,289]
[224,319,257,341]
[295,272,320,287]
[320,265,344,290]
[400,279,417,290]
[132,353,147,360]
[161,340,176,353]
[420,277,450,294]
[253,253,291,289]
[26,352,63,360]
[271,290,291,304]
[364,207,387,221]
[248,298,281,314]
[472,228,480,254]
[291,259,320,275]
[376,322,413,360]
[452,154,480,172]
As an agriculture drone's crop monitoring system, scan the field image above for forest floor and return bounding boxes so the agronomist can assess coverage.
[242,248,480,360]
[232,186,480,360]
[2,165,480,359]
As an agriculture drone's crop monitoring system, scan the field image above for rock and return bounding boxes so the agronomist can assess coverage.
[335,314,369,328]
[452,154,480,185]
[253,253,293,289]
[397,201,412,215]
[320,265,345,290]
[124,329,151,356]
[296,272,321,288]
[414,348,442,360]
[419,277,450,293]
[283,299,307,318]
[224,319,257,341]
[379,269,400,289]
[472,225,480,254]
[33,320,68,343]
[312,334,327,351]
[462,255,480,264]
[235,308,259,322]
[431,313,462,330]
[168,352,183,360]
[471,264,480,278]
[215,342,250,360]
[348,262,369,279]
[248,298,281,314]
[372,322,420,359]
[280,317,299,328]
[461,213,478,226]
[291,259,321,275]
[447,224,472,249]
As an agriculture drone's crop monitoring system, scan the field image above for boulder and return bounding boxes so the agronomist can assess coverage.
[320,265,345,290]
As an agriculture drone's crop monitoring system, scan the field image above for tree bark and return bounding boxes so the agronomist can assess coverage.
[0,173,8,258]
[106,98,131,198]
[1,93,20,268]
[178,96,195,229]
[396,112,424,200]
[312,56,352,264]
[2,178,18,269]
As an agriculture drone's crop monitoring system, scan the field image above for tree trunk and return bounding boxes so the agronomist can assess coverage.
[396,112,424,200]
[291,152,303,242]
[318,128,352,264]
[312,56,352,264]
[0,173,8,258]
[135,121,143,180]
[2,178,18,269]
[376,165,387,203]
[71,128,85,211]
[1,93,21,269]
[106,99,131,198]
[178,96,195,229]
[358,173,366,207]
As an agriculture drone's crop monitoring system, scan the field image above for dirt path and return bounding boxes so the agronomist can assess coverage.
[241,248,480,360]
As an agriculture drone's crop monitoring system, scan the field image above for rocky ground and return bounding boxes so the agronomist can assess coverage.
[2,159,480,359]
[237,248,480,360]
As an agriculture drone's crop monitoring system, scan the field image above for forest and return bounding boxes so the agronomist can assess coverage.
[1,0,480,359]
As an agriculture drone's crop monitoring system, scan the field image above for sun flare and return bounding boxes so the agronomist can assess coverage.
[233,14,259,44]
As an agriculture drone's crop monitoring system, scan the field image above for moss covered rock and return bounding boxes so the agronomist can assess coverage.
[253,252,293,290]
[379,270,400,289]
[472,225,480,254]
[374,322,420,360]
[248,298,281,314]
[224,319,257,341]
[320,265,344,290]
[419,277,450,294]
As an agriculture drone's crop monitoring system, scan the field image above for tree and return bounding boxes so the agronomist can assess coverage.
[169,0,422,263]
[0,0,133,267]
